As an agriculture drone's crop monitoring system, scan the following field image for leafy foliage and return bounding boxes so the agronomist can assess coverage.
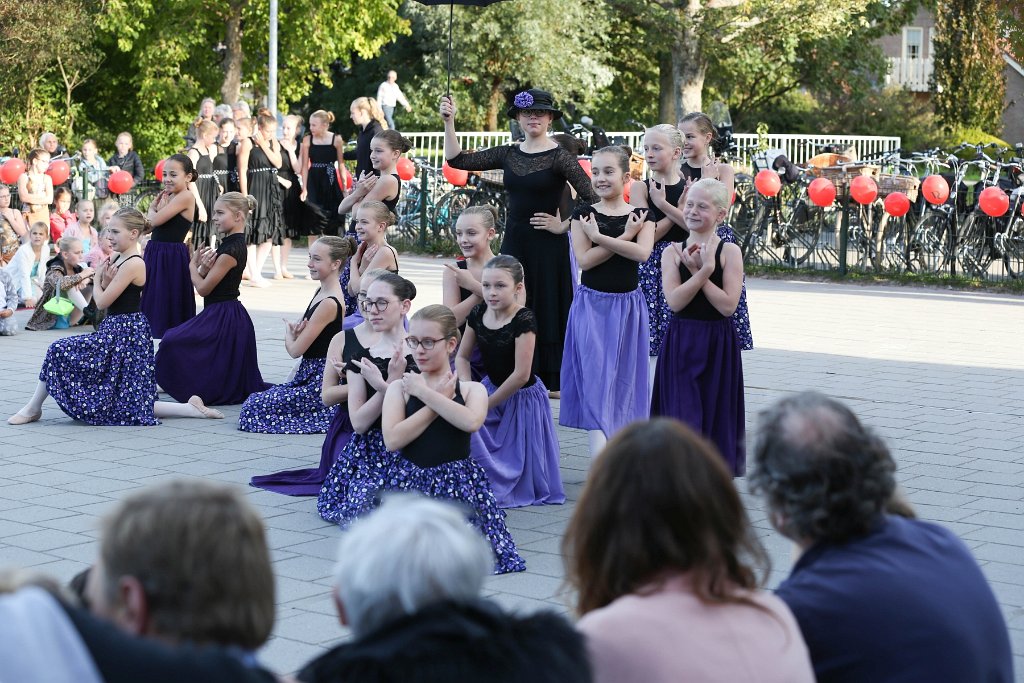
[933,0,1006,132]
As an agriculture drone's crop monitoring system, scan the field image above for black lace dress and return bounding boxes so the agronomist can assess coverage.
[192,147,220,248]
[448,145,596,389]
[245,139,284,246]
[278,143,306,238]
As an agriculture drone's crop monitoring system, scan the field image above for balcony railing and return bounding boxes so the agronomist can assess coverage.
[886,57,933,92]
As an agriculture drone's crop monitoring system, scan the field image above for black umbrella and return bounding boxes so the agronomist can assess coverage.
[413,0,508,95]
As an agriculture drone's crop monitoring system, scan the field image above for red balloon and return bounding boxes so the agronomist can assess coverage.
[920,175,949,205]
[154,158,166,181]
[396,157,415,182]
[978,186,1009,217]
[443,161,468,187]
[46,160,70,186]
[578,158,592,177]
[850,175,878,205]
[107,170,135,195]
[624,179,632,203]
[807,177,837,207]
[883,191,911,217]
[754,169,781,197]
[0,158,26,184]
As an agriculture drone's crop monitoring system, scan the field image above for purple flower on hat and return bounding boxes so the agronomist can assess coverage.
[513,91,534,109]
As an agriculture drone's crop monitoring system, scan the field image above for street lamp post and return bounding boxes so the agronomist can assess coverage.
[268,0,278,116]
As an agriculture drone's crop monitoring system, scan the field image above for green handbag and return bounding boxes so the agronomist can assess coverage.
[43,281,76,316]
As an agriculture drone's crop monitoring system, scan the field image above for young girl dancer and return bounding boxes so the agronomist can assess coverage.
[651,178,745,476]
[561,146,654,456]
[343,201,399,329]
[337,130,408,217]
[649,113,753,350]
[155,193,269,405]
[630,124,686,382]
[143,153,197,338]
[443,206,497,380]
[18,149,53,230]
[318,272,415,520]
[239,108,284,285]
[25,236,93,330]
[8,208,222,426]
[187,120,221,249]
[380,305,527,573]
[300,110,345,236]
[215,118,238,193]
[238,236,354,434]
[251,269,390,495]
[456,256,564,507]
[276,114,305,280]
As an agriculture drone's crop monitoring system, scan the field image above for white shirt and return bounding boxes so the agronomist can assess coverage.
[376,81,410,108]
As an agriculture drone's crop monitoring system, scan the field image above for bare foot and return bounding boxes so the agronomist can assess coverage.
[188,396,224,419]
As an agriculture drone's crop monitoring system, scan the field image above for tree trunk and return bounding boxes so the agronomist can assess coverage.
[485,81,503,132]
[669,0,706,119]
[220,1,245,105]
[658,52,675,124]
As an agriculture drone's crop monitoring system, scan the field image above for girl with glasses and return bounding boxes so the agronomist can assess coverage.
[381,304,526,574]
[238,236,354,434]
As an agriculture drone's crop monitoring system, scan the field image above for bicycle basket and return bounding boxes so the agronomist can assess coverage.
[807,153,854,169]
[877,174,920,201]
[629,152,645,180]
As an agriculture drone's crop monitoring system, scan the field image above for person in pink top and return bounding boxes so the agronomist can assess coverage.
[563,418,815,683]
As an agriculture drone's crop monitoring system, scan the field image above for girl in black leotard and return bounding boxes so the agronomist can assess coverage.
[381,304,526,574]
[9,208,222,426]
[337,129,408,217]
[187,120,221,249]
[442,206,497,380]
[345,201,399,330]
[300,110,345,236]
[238,235,357,434]
[143,154,198,338]
[238,108,284,286]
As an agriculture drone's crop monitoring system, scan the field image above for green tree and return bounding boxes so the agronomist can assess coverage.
[932,0,1006,132]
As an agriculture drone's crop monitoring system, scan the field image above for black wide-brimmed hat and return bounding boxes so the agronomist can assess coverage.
[506,88,563,120]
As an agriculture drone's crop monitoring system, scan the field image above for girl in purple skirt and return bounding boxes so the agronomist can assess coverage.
[143,153,198,338]
[560,147,654,457]
[382,305,526,574]
[443,206,497,381]
[251,268,390,495]
[155,192,269,405]
[456,255,564,508]
[238,236,354,434]
[651,178,745,476]
[8,208,223,426]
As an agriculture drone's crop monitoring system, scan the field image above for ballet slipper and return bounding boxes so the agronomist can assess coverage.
[281,271,294,279]
[273,274,285,280]
[7,410,41,425]
[188,396,224,419]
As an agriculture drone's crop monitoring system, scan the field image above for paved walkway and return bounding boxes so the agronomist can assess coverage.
[1,255,1022,678]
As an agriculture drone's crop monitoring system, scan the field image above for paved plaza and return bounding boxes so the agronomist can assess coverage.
[1,254,1023,678]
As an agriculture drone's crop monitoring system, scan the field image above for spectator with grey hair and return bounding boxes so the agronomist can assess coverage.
[750,391,1013,683]
[298,494,590,683]
[232,100,253,122]
[213,103,233,123]
[39,132,68,158]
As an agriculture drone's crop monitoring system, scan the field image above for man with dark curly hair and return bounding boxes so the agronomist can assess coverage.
[750,391,1013,683]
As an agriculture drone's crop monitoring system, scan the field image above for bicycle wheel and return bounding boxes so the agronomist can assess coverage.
[729,186,757,255]
[434,189,474,238]
[906,212,951,274]
[1001,216,1024,279]
[957,212,995,277]
[781,201,819,266]
[878,213,910,272]
[393,189,431,242]
[130,188,160,215]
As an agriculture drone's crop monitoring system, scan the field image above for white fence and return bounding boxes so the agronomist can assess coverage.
[402,131,902,172]
[886,57,933,93]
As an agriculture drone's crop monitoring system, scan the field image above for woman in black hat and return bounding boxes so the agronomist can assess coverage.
[440,89,596,395]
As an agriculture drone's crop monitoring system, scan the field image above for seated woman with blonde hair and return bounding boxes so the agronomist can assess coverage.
[563,418,815,683]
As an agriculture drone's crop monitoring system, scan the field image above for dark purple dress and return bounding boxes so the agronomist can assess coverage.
[155,233,269,405]
[140,207,196,338]
[448,145,596,390]
[250,328,368,495]
[651,241,745,476]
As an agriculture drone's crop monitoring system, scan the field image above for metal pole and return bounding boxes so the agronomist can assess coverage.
[446,3,453,96]
[839,195,850,276]
[419,163,428,249]
[268,0,278,116]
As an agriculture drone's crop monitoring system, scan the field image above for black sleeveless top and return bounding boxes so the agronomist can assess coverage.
[467,304,537,388]
[680,162,703,183]
[455,260,473,302]
[572,205,644,293]
[150,205,194,243]
[301,291,344,359]
[382,173,402,215]
[205,232,247,305]
[345,349,418,430]
[308,134,338,167]
[107,254,145,316]
[644,178,688,243]
[213,144,230,190]
[401,382,471,468]
[676,241,726,321]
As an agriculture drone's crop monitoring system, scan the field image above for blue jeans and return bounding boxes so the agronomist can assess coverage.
[382,105,396,130]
